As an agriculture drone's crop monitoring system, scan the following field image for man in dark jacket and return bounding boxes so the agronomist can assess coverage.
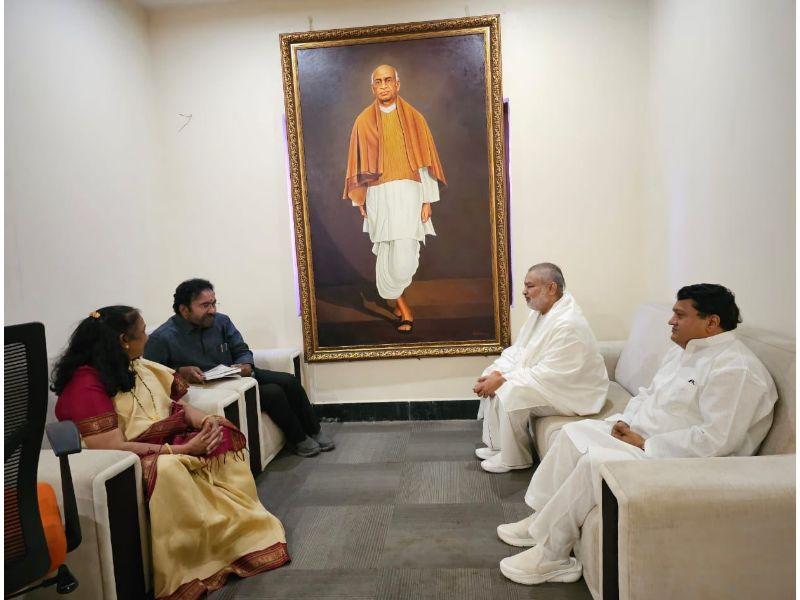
[145,278,333,457]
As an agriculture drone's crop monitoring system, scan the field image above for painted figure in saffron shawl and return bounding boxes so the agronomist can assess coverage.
[342,64,447,335]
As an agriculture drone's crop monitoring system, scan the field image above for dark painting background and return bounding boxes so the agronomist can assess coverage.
[295,33,496,346]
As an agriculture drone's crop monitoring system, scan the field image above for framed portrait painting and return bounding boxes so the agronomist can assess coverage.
[280,14,509,362]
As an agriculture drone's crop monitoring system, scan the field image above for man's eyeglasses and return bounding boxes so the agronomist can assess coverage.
[196,301,218,310]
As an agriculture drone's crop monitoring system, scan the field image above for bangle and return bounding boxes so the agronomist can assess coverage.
[164,443,173,454]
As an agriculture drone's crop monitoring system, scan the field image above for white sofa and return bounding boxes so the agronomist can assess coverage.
[530,303,796,600]
[30,348,300,600]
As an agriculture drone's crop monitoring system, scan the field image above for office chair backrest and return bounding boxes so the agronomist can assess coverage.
[4,322,52,594]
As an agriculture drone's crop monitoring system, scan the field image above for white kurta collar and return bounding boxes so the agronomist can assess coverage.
[379,103,397,113]
[684,330,736,353]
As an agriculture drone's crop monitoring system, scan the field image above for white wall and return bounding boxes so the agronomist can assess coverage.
[6,0,794,405]
[5,0,164,356]
[145,0,650,403]
[643,0,795,334]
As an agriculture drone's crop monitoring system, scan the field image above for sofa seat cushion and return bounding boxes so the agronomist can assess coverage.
[614,303,674,396]
[533,381,632,458]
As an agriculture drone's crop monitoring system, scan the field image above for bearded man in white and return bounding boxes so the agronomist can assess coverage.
[473,263,609,474]
[497,284,778,586]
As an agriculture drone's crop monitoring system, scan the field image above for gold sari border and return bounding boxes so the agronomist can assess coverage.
[75,412,118,437]
[170,373,189,400]
[136,410,187,443]
[157,542,290,600]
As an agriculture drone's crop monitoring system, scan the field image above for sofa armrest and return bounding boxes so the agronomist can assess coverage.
[597,341,626,381]
[184,385,240,418]
[600,454,796,600]
[252,348,300,376]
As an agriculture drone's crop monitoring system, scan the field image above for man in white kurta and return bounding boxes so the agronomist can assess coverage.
[474,263,609,473]
[343,65,446,333]
[497,284,778,585]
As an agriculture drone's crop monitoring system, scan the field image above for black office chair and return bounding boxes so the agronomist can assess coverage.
[5,322,82,597]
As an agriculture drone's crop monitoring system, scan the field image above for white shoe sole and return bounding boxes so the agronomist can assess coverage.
[499,557,582,585]
[480,460,532,474]
[496,525,536,547]
[475,447,500,460]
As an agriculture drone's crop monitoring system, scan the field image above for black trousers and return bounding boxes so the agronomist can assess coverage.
[252,367,320,445]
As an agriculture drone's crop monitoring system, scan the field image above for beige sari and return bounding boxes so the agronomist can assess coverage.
[114,359,289,599]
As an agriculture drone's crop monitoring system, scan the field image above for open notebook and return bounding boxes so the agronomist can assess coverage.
[203,364,242,381]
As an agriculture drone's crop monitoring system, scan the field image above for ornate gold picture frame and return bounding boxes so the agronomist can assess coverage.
[280,15,509,362]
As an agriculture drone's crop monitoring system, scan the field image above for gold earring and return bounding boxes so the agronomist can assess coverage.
[124,343,130,349]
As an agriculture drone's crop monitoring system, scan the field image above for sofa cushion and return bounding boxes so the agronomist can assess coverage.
[533,381,632,458]
[736,326,796,455]
[614,303,674,396]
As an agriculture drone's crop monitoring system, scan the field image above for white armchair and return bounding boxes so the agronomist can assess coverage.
[34,346,301,599]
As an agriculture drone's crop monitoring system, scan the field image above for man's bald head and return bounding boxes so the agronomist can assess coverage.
[528,263,565,295]
[370,64,399,84]
[371,65,401,106]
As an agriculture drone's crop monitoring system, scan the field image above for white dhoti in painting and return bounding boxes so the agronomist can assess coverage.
[363,167,440,299]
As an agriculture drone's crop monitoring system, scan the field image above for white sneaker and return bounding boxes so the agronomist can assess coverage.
[497,512,537,547]
[499,546,582,585]
[480,453,531,474]
[475,447,500,460]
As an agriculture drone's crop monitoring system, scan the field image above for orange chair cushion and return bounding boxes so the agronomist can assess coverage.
[37,483,67,573]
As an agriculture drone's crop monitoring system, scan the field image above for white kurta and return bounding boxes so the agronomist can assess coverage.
[522,330,778,560]
[359,104,440,300]
[478,293,609,467]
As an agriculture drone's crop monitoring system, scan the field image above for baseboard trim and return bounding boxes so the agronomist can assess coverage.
[315,399,479,422]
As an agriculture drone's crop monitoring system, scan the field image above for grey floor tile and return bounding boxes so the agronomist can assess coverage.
[260,449,321,476]
[235,569,377,599]
[410,419,481,433]
[291,462,403,506]
[208,577,242,600]
[502,502,534,525]
[377,568,516,600]
[381,503,517,569]
[377,566,593,600]
[216,419,592,599]
[396,461,501,504]
[318,428,410,464]
[255,467,311,514]
[494,466,536,503]
[284,505,393,569]
[405,428,484,462]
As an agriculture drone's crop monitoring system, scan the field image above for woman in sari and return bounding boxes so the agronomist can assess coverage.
[52,305,289,599]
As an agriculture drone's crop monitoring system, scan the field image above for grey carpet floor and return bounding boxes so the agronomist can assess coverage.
[209,420,593,600]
